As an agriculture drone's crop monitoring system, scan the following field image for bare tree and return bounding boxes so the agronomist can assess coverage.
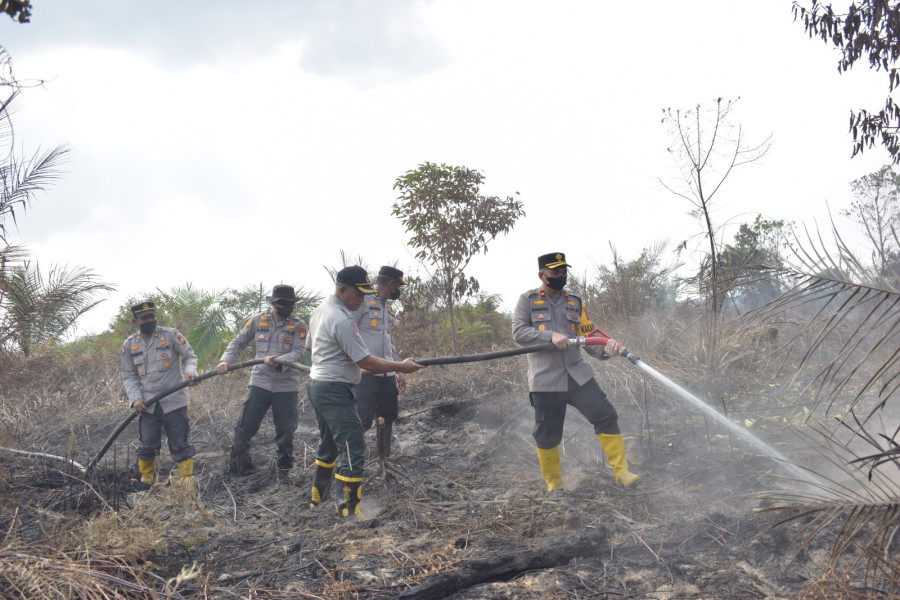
[660,97,771,374]
[842,164,900,277]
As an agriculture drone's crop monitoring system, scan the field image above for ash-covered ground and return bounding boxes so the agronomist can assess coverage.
[0,354,843,599]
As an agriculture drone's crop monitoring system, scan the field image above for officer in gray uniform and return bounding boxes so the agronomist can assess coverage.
[352,265,407,459]
[217,285,307,476]
[121,301,199,487]
[307,265,424,518]
[512,252,639,493]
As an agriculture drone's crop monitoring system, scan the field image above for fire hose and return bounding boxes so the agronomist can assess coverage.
[414,329,640,366]
[85,331,630,478]
[85,356,310,478]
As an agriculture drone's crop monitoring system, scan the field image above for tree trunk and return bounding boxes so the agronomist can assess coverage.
[398,528,607,600]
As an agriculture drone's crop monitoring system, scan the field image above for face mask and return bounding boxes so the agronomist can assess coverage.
[139,320,157,334]
[275,305,294,318]
[389,288,402,301]
[546,275,567,291]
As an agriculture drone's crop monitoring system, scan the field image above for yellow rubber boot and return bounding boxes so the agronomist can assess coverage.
[138,458,156,485]
[173,457,194,480]
[535,446,563,492]
[597,433,640,486]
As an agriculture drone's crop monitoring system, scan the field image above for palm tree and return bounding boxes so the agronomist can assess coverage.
[739,221,900,592]
[0,260,114,357]
[158,282,322,368]
[0,46,96,363]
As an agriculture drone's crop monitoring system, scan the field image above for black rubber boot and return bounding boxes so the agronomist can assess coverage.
[309,460,335,508]
[226,437,256,476]
[334,476,363,519]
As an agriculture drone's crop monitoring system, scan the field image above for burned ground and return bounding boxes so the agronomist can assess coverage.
[0,353,869,599]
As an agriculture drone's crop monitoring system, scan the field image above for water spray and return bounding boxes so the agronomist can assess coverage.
[575,329,815,483]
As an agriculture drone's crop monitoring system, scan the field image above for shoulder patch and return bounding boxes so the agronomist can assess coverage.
[352,321,361,337]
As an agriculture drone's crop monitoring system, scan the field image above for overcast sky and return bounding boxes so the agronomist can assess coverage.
[0,0,891,337]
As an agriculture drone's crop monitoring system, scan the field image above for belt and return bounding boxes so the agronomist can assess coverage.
[310,379,354,386]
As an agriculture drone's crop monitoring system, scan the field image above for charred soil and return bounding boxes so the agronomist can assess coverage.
[0,355,848,599]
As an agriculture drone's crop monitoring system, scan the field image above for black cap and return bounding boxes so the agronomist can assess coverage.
[336,266,376,294]
[266,285,300,303]
[131,301,156,317]
[538,252,571,270]
[376,265,407,286]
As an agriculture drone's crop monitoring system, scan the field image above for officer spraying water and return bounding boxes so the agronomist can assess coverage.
[512,252,640,493]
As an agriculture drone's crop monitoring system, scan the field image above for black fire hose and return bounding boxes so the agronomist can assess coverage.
[86,340,622,476]
[413,343,558,366]
[85,357,309,478]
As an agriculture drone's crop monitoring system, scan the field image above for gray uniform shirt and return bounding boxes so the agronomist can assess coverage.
[219,311,308,393]
[121,326,198,412]
[309,295,371,384]
[352,295,399,376]
[512,287,605,392]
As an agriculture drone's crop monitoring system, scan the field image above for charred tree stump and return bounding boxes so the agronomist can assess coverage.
[397,527,608,600]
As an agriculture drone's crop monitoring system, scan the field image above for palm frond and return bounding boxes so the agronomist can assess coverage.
[743,222,900,424]
[0,144,71,241]
[759,420,900,584]
[186,305,230,367]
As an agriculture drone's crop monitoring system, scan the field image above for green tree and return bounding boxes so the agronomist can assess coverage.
[718,216,790,310]
[393,162,524,352]
[596,241,680,318]
[0,1,31,22]
[841,164,900,276]
[793,1,900,162]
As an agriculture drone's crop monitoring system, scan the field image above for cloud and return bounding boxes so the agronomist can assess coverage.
[7,0,449,84]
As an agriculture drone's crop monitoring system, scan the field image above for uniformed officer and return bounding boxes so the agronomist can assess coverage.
[307,265,424,518]
[512,252,639,492]
[352,265,407,459]
[120,301,199,487]
[217,285,308,477]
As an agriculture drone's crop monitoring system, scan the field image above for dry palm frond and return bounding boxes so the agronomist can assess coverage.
[0,549,173,599]
[759,420,900,586]
[743,220,900,424]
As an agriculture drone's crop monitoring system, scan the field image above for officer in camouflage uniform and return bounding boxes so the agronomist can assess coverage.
[217,285,308,477]
[307,266,424,518]
[512,252,639,492]
[352,265,407,459]
[121,301,199,487]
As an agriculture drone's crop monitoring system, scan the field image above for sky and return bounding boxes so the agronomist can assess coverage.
[0,0,892,337]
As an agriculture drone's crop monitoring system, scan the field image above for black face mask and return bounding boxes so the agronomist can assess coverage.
[546,275,567,291]
[139,320,157,334]
[389,288,402,301]
[275,305,294,319]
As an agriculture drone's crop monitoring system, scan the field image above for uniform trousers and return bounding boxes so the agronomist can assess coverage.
[232,385,299,469]
[354,374,399,430]
[137,403,195,462]
[530,375,620,449]
[309,379,365,479]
